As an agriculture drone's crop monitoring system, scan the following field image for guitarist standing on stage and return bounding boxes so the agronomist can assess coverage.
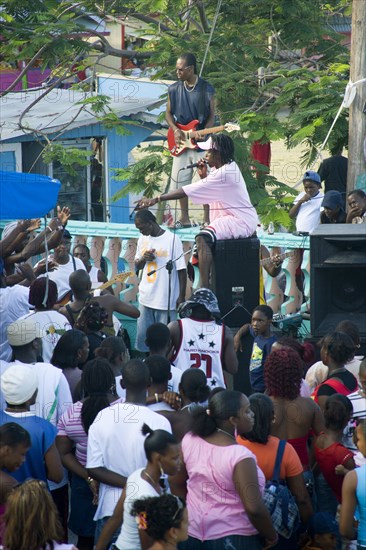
[166,52,215,227]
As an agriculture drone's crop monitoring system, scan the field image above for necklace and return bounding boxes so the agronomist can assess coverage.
[217,428,236,440]
[143,469,160,492]
[184,75,198,92]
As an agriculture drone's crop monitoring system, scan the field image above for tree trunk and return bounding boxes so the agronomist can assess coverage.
[347,0,366,192]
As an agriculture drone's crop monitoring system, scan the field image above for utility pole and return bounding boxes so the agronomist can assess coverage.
[347,0,366,192]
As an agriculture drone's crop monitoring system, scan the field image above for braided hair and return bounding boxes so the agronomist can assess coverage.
[75,302,108,332]
[211,134,235,165]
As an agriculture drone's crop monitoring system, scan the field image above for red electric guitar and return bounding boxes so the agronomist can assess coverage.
[167,120,240,157]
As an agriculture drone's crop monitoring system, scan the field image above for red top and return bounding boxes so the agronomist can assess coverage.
[312,375,357,404]
[288,435,309,467]
[315,439,354,502]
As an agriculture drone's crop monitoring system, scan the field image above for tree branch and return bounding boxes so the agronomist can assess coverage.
[86,29,153,58]
[0,44,49,98]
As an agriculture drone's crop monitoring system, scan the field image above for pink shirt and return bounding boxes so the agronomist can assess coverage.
[183,162,258,240]
[182,432,265,540]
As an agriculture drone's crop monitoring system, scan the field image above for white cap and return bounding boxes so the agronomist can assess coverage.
[198,137,216,150]
[7,317,47,347]
[1,364,38,405]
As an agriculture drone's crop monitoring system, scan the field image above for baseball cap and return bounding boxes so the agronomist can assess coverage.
[7,317,47,347]
[307,512,339,536]
[179,288,221,318]
[303,171,321,184]
[1,364,38,405]
[322,190,343,209]
[198,137,217,151]
[62,229,72,240]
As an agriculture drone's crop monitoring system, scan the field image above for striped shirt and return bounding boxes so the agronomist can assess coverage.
[57,398,124,466]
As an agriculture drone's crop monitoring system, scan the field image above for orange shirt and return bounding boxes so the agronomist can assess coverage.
[237,435,303,480]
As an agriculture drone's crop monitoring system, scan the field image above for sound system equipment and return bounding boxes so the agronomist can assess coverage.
[212,237,260,394]
[213,237,260,329]
[310,224,366,338]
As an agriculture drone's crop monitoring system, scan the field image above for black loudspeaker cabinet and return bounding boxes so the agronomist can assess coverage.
[310,224,366,338]
[212,237,260,328]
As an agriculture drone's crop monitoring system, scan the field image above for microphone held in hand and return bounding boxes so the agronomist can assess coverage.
[181,159,207,170]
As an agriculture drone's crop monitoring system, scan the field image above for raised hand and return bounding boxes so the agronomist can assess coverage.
[27,219,41,232]
[34,259,58,276]
[135,197,157,209]
[57,205,71,226]
[15,263,36,282]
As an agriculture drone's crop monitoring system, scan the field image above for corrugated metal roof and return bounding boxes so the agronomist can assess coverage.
[0,88,164,142]
[324,14,351,33]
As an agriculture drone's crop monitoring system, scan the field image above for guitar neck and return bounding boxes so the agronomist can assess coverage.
[260,251,292,266]
[96,281,112,292]
[191,125,226,137]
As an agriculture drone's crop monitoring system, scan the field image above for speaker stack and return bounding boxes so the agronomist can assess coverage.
[212,237,260,393]
[310,224,366,351]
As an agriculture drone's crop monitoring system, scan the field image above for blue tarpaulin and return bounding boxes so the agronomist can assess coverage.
[0,171,61,219]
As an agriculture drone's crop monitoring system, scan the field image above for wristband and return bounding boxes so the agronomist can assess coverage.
[157,195,162,203]
[155,393,159,403]
[46,226,53,233]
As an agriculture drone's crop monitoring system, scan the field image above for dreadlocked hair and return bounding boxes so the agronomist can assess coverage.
[211,134,235,165]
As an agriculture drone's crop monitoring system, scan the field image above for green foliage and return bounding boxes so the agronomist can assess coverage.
[111,147,172,202]
[42,144,92,176]
[275,64,350,163]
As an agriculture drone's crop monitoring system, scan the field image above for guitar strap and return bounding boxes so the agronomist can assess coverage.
[197,79,208,129]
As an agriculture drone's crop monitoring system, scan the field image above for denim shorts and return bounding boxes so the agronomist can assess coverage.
[135,304,177,352]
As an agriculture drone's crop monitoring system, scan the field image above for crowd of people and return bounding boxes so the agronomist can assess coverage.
[0,210,365,549]
[0,51,365,550]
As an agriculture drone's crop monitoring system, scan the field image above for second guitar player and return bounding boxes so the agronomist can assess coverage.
[166,52,215,227]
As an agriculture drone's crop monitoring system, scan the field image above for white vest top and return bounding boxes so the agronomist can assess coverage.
[171,318,226,389]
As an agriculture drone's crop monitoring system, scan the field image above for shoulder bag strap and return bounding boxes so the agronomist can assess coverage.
[272,439,286,483]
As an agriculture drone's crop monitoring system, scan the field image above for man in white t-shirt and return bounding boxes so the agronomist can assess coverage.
[134,210,187,352]
[86,358,171,546]
[2,317,72,424]
[37,230,86,303]
[17,278,71,362]
[289,171,324,234]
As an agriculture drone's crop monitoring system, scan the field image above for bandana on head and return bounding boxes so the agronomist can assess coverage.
[179,288,221,318]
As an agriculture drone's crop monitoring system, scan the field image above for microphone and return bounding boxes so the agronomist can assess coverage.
[181,160,207,170]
